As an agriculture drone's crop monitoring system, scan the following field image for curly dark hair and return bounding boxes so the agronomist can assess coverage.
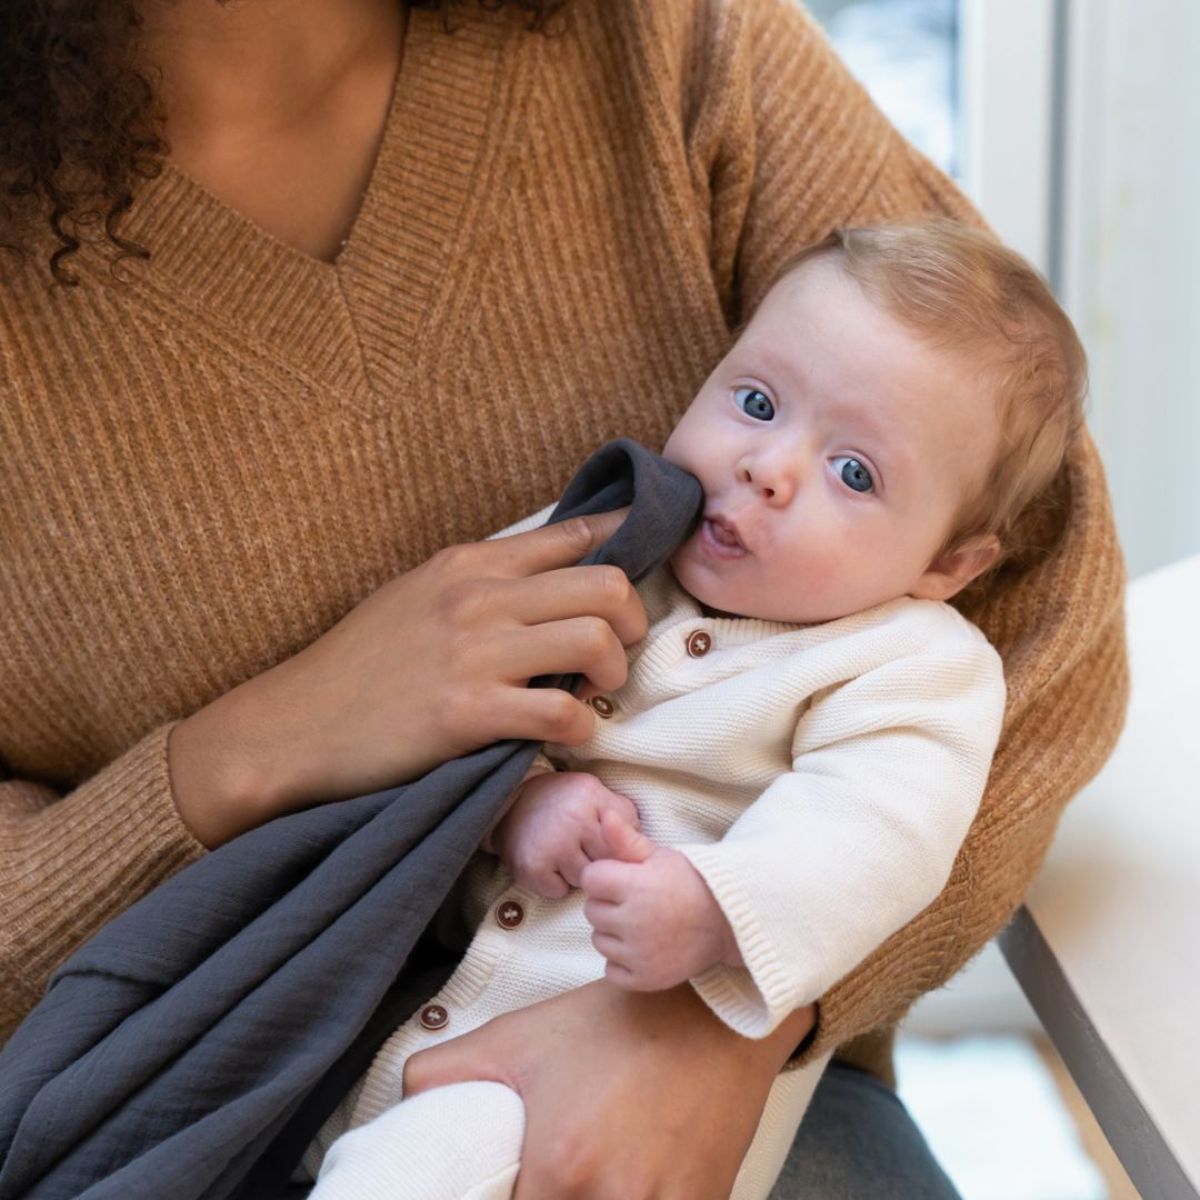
[0,0,565,286]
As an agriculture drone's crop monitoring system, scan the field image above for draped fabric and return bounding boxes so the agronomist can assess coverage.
[0,441,703,1200]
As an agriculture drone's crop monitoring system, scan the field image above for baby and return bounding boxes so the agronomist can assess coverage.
[301,219,1086,1200]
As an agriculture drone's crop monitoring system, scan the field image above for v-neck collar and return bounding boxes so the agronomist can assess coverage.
[110,3,517,402]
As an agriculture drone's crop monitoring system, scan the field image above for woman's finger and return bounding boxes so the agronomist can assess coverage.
[492,564,648,647]
[486,508,631,578]
[402,1034,513,1101]
[475,686,596,747]
[497,616,630,692]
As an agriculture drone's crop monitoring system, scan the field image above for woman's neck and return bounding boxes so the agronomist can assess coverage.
[136,0,409,261]
[139,0,405,147]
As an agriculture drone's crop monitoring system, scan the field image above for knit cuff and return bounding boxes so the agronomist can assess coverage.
[679,842,803,1040]
[4,721,208,1007]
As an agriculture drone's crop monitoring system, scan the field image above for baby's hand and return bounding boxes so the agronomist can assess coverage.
[489,772,642,899]
[580,812,744,991]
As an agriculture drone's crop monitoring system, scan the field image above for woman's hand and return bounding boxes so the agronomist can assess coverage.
[169,508,643,846]
[402,980,817,1200]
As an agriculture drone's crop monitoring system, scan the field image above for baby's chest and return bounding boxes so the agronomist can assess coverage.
[560,626,818,796]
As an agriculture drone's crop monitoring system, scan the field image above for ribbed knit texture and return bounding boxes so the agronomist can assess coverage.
[0,0,1127,1084]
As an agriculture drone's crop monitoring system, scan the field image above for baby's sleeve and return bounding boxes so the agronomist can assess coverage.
[676,619,1006,1039]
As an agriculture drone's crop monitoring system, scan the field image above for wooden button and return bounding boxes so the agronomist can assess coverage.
[686,630,712,657]
[589,695,615,718]
[496,900,525,929]
[419,1004,449,1031]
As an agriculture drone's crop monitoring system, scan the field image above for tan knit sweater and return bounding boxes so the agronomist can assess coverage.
[0,0,1127,1081]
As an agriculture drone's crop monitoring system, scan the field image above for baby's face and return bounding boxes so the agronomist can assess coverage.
[664,255,1000,624]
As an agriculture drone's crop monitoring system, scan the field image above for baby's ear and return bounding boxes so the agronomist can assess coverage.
[910,534,1002,602]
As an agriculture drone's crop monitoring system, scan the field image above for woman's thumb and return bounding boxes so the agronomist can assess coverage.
[599,808,654,863]
[403,1030,514,1099]
[580,504,631,540]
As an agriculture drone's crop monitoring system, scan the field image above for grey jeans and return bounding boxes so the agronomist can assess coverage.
[771,1060,961,1199]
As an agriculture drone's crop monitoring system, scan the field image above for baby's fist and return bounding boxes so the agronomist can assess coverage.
[490,771,640,899]
[581,811,743,991]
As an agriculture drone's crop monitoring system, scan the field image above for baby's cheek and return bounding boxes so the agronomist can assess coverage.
[803,530,914,614]
[778,539,847,596]
[760,538,865,623]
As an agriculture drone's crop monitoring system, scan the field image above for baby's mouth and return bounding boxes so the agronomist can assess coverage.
[699,514,749,558]
[707,517,742,547]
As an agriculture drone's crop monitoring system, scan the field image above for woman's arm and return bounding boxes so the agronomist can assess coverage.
[0,730,206,1044]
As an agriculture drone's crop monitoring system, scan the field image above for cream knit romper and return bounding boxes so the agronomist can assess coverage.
[300,563,1005,1200]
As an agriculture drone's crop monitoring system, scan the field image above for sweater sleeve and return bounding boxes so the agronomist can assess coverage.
[0,724,208,1044]
[678,621,1006,1039]
[686,0,985,326]
[686,0,1129,1062]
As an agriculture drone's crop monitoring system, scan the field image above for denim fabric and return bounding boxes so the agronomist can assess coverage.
[771,1061,961,1200]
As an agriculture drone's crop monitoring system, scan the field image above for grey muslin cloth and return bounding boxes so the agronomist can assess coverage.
[0,440,703,1200]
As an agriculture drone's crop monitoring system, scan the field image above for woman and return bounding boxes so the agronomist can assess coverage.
[0,0,1127,1196]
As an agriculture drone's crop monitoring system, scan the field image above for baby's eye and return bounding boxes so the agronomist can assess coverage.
[734,387,775,421]
[832,455,874,494]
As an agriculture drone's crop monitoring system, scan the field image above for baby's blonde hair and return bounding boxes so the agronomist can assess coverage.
[766,220,1087,570]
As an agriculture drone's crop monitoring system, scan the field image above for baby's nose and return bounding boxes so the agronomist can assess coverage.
[738,457,795,504]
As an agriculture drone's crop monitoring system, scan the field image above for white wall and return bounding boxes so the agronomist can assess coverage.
[960,0,1200,581]
[959,0,1056,272]
[910,0,1200,1039]
[1058,0,1200,580]
[815,0,1200,1037]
